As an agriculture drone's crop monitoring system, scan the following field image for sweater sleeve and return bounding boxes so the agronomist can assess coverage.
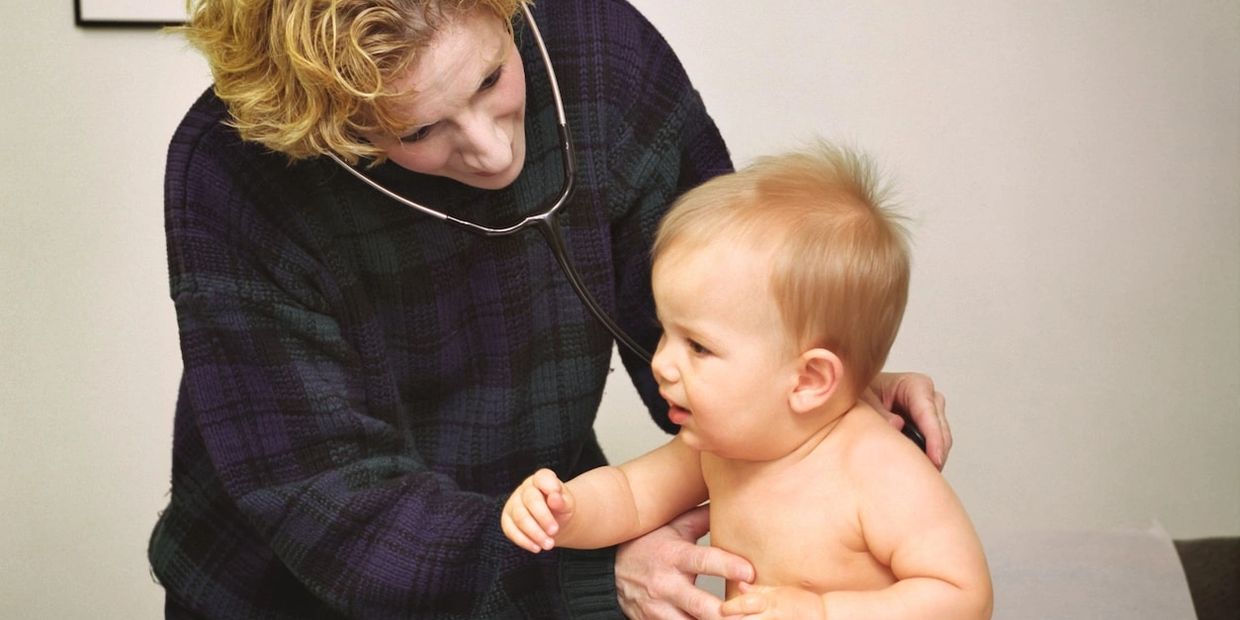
[602,2,734,433]
[160,131,577,618]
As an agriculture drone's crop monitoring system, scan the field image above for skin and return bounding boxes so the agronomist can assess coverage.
[365,11,755,615]
[366,10,954,618]
[650,244,809,462]
[367,10,528,190]
[503,243,990,619]
[616,366,951,620]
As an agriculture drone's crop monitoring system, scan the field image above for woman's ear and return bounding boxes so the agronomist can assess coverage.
[789,348,844,414]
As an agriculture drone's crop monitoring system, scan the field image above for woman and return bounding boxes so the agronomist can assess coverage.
[149,0,951,617]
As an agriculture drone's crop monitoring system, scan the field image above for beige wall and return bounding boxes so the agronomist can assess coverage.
[1,1,1236,617]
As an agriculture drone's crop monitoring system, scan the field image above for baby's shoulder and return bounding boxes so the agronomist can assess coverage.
[833,406,940,481]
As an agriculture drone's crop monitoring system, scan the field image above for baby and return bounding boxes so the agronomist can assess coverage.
[503,142,992,618]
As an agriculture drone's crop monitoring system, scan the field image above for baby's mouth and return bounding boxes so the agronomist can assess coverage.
[667,402,692,425]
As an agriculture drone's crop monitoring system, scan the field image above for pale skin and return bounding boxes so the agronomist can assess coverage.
[611,368,949,620]
[504,412,990,619]
[367,10,954,617]
[503,244,989,619]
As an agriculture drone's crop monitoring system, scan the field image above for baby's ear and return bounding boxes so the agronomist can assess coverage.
[789,348,843,414]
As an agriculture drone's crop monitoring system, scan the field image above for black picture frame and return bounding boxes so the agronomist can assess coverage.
[74,0,186,28]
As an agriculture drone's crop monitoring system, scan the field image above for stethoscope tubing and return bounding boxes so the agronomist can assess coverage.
[325,4,653,364]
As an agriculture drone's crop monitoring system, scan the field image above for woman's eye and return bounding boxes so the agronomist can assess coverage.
[400,126,433,143]
[480,67,503,91]
[400,125,433,144]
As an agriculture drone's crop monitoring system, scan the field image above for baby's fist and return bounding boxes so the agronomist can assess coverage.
[501,468,574,553]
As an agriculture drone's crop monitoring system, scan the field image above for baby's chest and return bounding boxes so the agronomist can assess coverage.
[709,485,890,592]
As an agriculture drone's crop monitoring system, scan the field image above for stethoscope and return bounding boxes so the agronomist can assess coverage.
[326,4,652,364]
[326,6,929,451]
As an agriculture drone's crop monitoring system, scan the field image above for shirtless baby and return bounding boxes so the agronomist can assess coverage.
[503,142,992,619]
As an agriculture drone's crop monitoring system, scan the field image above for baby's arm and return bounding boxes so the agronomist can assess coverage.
[830,433,992,619]
[502,436,707,552]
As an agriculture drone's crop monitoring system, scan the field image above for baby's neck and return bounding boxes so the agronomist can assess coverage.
[710,399,868,477]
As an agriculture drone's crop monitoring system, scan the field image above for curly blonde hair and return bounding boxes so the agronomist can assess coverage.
[176,0,526,163]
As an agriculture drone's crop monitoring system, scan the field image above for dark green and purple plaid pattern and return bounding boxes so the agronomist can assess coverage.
[148,0,731,617]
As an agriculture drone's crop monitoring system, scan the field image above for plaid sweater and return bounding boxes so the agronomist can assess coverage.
[148,0,731,617]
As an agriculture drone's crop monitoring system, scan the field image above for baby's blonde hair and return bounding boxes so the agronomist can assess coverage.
[176,0,526,163]
[652,141,910,394]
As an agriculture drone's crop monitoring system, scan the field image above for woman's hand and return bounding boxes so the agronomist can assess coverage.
[865,371,951,469]
[615,505,755,619]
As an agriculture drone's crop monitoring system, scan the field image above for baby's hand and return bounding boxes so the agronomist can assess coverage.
[719,582,827,620]
[501,468,575,553]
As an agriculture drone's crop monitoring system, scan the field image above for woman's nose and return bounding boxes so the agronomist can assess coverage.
[458,112,511,173]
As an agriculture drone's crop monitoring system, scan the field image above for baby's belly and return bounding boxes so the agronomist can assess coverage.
[715,529,896,597]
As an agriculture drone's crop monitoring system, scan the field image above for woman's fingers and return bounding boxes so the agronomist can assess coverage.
[665,506,755,584]
[915,383,949,469]
[878,371,952,470]
[616,505,754,620]
[675,541,755,585]
[935,391,952,465]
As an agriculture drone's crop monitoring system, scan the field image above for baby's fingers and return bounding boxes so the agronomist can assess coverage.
[719,584,771,616]
[519,483,560,541]
[500,507,546,554]
[720,595,766,616]
[544,487,575,518]
[531,468,563,493]
[530,469,571,515]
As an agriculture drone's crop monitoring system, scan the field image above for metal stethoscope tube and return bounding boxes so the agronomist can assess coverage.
[326,4,652,363]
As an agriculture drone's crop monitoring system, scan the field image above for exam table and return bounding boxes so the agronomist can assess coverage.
[983,524,1236,619]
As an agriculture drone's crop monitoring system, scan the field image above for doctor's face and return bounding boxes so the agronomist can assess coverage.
[371,10,527,190]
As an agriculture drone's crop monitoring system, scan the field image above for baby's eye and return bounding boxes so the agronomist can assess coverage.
[399,124,434,144]
[480,66,503,91]
[688,339,711,356]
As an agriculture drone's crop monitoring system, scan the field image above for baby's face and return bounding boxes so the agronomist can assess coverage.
[650,242,801,460]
